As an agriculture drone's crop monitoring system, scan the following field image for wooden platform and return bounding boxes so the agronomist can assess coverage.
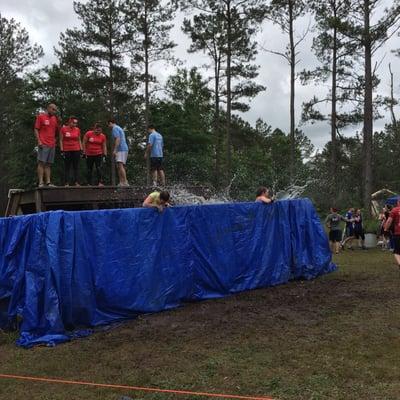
[4,186,212,217]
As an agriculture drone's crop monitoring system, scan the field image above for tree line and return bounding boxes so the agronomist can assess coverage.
[1,0,400,215]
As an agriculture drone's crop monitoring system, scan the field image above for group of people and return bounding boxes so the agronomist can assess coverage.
[325,202,400,269]
[34,103,165,187]
[325,207,368,254]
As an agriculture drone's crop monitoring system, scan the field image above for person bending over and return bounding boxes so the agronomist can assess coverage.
[143,190,170,212]
[255,187,274,204]
[83,123,107,186]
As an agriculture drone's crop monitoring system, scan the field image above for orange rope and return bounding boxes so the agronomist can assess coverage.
[0,374,274,400]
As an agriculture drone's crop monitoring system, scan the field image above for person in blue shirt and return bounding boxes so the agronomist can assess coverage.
[108,118,129,187]
[145,124,165,186]
[341,207,355,250]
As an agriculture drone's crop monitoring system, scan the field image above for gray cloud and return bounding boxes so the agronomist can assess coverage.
[3,0,400,149]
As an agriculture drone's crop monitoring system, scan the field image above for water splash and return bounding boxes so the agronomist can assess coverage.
[169,186,231,206]
[274,182,313,200]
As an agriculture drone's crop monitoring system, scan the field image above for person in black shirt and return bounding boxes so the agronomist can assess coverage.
[353,209,366,250]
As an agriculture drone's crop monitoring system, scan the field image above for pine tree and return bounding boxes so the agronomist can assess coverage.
[182,0,266,184]
[56,0,138,184]
[0,14,43,199]
[300,0,358,197]
[265,0,308,183]
[124,0,177,184]
[342,0,400,214]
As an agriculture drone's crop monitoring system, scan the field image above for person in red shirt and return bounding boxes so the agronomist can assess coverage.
[83,123,107,186]
[59,117,82,186]
[385,199,400,268]
[34,103,59,187]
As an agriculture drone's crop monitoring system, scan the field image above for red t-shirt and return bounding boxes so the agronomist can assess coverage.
[84,131,106,156]
[34,113,59,147]
[390,206,400,235]
[61,126,81,151]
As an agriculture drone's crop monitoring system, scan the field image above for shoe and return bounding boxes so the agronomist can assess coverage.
[98,183,104,187]
[362,246,367,250]
[38,183,45,188]
[46,183,56,187]
[75,183,80,187]
[340,243,345,250]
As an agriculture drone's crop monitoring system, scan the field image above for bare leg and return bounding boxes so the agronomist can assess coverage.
[44,164,51,184]
[37,162,45,185]
[342,236,355,249]
[334,242,340,254]
[159,170,166,186]
[152,170,158,186]
[117,163,128,185]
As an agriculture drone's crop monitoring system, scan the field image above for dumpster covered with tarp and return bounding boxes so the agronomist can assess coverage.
[0,199,336,348]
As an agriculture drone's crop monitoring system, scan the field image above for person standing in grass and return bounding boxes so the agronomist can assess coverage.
[325,207,347,254]
[353,209,367,250]
[341,207,355,250]
[384,199,400,269]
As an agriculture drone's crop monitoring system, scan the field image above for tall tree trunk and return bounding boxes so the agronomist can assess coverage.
[389,63,397,128]
[331,4,338,198]
[289,0,296,184]
[108,15,116,186]
[214,56,221,187]
[144,1,151,185]
[226,0,232,182]
[363,0,373,215]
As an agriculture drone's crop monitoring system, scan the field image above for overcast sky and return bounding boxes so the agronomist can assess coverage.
[2,0,400,149]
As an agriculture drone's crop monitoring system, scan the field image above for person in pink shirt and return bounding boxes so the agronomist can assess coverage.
[59,117,82,186]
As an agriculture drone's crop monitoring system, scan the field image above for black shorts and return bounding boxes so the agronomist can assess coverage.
[354,229,365,240]
[150,157,163,171]
[393,235,400,255]
[329,230,341,242]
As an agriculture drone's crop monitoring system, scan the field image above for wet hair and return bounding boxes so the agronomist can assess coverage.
[160,191,170,202]
[256,186,269,197]
[148,124,155,130]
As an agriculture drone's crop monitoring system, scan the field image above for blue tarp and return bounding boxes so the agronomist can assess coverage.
[386,196,400,206]
[0,199,336,348]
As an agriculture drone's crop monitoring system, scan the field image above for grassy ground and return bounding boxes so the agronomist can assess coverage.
[1,248,400,400]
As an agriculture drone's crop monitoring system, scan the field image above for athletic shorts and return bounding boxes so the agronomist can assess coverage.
[329,230,342,242]
[115,151,128,164]
[354,229,365,240]
[393,235,400,255]
[150,157,163,171]
[346,225,354,237]
[37,146,55,164]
